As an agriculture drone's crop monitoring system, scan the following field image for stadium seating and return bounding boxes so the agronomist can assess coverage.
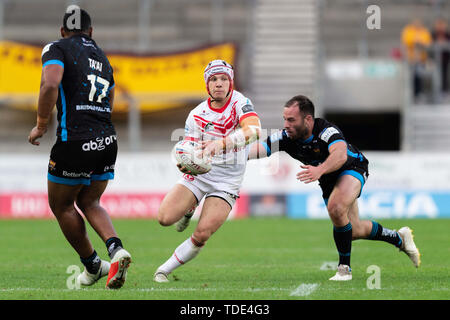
[1,0,449,152]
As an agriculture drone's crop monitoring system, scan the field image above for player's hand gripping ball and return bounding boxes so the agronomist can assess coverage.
[173,140,212,175]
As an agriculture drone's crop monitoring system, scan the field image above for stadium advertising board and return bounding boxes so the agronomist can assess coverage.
[0,192,249,219]
[286,191,450,219]
[1,152,450,218]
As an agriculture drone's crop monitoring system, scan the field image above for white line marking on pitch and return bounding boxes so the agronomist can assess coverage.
[289,283,319,297]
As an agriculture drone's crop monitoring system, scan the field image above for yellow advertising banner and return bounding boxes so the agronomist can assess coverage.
[0,41,236,111]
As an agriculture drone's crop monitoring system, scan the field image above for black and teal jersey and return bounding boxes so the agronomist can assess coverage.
[41,34,116,141]
[263,118,369,189]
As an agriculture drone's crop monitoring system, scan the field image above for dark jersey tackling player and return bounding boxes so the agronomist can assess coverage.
[28,6,131,289]
[248,95,420,280]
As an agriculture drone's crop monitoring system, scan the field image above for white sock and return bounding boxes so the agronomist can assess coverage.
[158,236,203,274]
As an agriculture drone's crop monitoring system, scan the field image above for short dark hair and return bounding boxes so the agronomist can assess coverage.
[63,7,91,33]
[284,95,315,118]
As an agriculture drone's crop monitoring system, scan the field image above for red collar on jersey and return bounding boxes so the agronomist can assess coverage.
[207,90,233,113]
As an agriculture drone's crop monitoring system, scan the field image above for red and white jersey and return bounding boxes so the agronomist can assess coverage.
[183,90,259,194]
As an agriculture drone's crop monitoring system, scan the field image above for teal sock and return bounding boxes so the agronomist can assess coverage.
[368,221,402,248]
[333,222,352,267]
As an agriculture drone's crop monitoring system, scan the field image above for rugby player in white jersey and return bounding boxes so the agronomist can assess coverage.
[153,60,261,282]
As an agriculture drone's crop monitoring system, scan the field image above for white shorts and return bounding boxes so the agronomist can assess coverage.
[177,175,238,209]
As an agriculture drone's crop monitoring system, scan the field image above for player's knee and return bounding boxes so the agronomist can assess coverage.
[157,215,172,227]
[157,208,173,227]
[193,229,212,244]
[48,197,72,216]
[327,201,347,219]
[75,199,97,213]
[49,201,74,218]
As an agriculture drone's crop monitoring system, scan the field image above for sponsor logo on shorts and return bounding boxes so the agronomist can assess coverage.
[82,135,117,152]
[48,160,56,171]
[104,164,115,172]
[183,173,195,181]
[62,171,91,178]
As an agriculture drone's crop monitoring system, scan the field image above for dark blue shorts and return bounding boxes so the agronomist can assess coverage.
[321,163,369,205]
[47,136,117,186]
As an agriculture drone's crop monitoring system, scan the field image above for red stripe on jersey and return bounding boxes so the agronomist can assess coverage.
[193,115,232,132]
[239,112,259,123]
[192,118,225,137]
[194,103,237,125]
[194,119,239,137]
[185,136,198,141]
[207,93,233,113]
[195,100,238,128]
[194,126,227,138]
[193,114,233,129]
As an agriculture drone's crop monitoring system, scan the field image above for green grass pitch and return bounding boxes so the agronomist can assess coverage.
[0,218,448,300]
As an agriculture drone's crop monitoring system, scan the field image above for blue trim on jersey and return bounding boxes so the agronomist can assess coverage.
[339,170,365,188]
[48,173,90,186]
[261,141,271,157]
[318,127,327,137]
[302,134,314,143]
[42,60,64,68]
[91,172,114,181]
[109,83,115,90]
[59,84,68,141]
[347,149,364,161]
[328,139,346,149]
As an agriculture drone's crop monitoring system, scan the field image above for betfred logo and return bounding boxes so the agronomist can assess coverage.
[82,135,116,151]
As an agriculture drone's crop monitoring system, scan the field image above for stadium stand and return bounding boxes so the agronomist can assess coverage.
[0,0,449,153]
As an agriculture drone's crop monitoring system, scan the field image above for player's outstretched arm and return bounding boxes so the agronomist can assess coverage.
[28,64,63,145]
[199,115,261,157]
[226,115,261,150]
[247,141,269,160]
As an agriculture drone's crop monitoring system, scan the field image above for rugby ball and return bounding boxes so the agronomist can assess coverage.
[173,140,212,175]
